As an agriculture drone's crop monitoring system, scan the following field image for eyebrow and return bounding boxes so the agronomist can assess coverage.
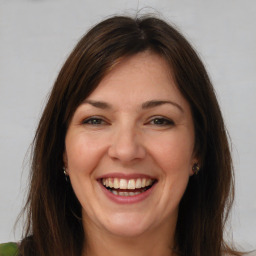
[83,100,111,109]
[141,100,184,112]
[83,99,184,112]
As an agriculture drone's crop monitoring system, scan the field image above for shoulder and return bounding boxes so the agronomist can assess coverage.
[0,243,18,256]
[223,251,256,256]
[246,252,256,256]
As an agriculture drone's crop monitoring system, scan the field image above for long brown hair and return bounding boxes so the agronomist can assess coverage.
[19,15,241,256]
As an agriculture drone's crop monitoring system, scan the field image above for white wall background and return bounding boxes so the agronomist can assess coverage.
[0,0,255,250]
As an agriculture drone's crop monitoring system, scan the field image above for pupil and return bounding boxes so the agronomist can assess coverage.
[154,118,163,124]
[92,119,100,124]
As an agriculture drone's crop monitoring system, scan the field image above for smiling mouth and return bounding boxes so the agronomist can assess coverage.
[100,177,157,196]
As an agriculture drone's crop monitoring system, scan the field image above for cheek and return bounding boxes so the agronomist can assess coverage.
[65,133,107,174]
[145,133,193,220]
[148,130,194,175]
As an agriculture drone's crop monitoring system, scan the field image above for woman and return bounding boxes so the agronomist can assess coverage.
[1,15,252,256]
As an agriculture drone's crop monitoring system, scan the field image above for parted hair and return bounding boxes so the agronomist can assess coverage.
[19,15,241,256]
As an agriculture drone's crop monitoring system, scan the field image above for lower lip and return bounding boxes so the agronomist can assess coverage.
[99,182,156,204]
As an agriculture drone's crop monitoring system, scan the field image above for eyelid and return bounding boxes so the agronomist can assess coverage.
[80,115,174,127]
[82,116,109,125]
[147,116,175,126]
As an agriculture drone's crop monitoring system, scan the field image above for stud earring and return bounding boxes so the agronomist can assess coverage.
[63,167,69,181]
[192,163,200,175]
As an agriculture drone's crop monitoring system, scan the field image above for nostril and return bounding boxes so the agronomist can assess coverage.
[108,140,146,162]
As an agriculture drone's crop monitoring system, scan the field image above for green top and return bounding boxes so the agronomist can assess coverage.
[0,243,18,256]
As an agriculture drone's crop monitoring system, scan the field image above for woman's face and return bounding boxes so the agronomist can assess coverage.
[64,51,196,238]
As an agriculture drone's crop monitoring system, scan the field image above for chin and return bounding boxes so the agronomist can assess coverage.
[101,213,153,238]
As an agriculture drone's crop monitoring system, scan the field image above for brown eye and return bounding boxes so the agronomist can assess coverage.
[83,117,106,125]
[150,117,174,126]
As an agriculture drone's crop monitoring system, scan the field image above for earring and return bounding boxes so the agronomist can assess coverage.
[63,167,69,181]
[192,163,200,175]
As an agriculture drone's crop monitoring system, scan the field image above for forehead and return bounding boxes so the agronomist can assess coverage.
[102,51,172,88]
[85,51,189,111]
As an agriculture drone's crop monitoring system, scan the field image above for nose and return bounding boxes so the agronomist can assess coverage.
[108,124,146,163]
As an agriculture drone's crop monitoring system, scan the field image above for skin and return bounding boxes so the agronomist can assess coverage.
[64,51,197,256]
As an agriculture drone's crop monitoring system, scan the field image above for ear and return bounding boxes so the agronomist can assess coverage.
[189,156,200,176]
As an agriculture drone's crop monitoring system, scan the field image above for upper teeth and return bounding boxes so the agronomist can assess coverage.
[102,178,154,189]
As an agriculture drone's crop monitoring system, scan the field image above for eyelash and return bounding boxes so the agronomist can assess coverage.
[82,116,174,127]
[82,117,107,126]
[148,117,175,126]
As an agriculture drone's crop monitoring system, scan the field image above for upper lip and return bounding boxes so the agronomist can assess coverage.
[97,172,157,180]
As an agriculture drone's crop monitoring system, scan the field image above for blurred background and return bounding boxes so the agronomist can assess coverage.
[0,0,255,250]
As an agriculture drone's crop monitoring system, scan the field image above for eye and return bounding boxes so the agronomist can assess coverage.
[149,117,175,126]
[82,117,107,126]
